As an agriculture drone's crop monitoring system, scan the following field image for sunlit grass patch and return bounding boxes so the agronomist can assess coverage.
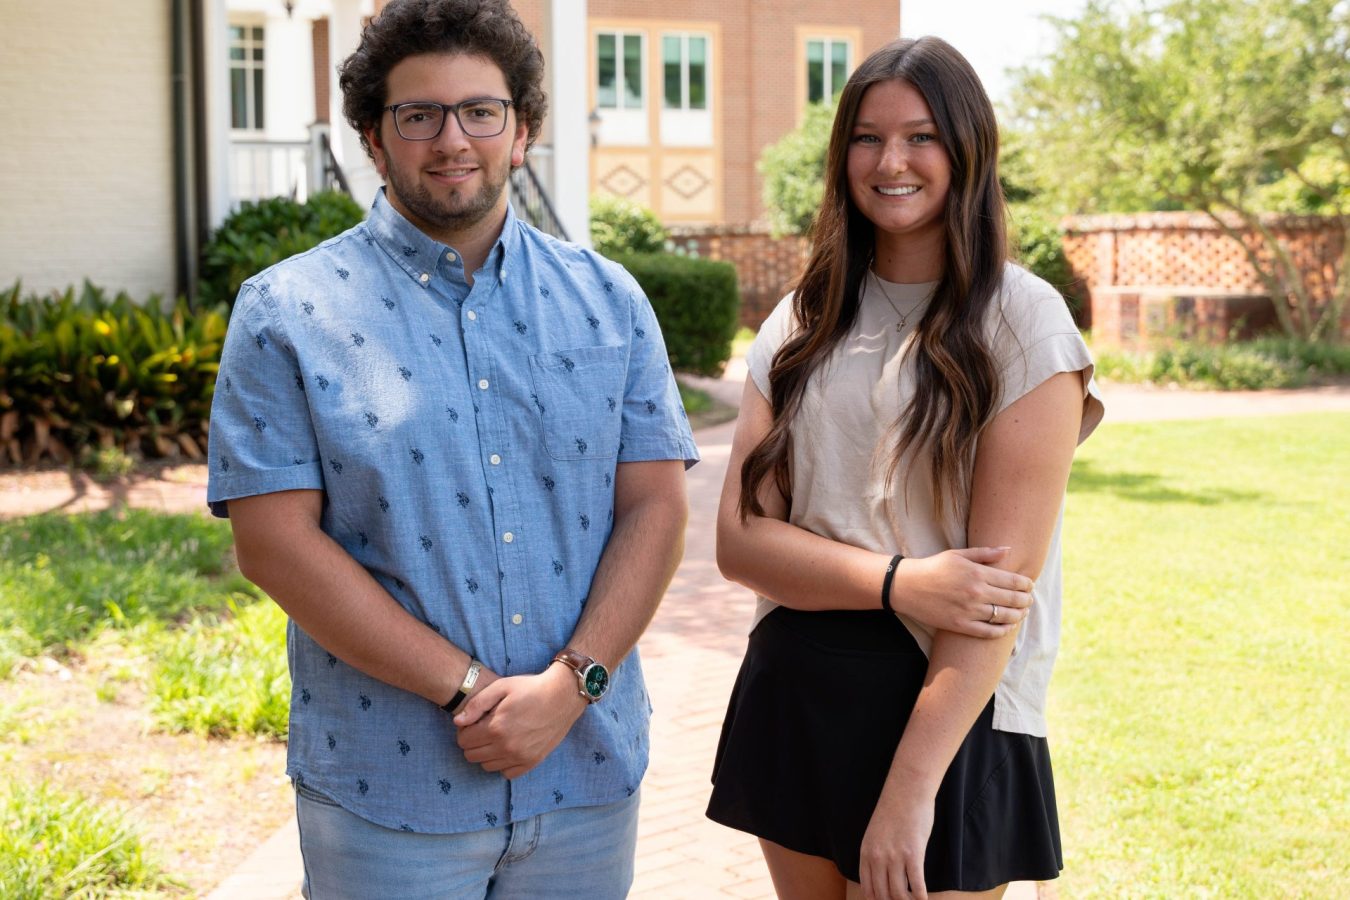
[1055,413,1349,896]
[149,596,290,739]
[0,510,245,675]
[0,781,176,898]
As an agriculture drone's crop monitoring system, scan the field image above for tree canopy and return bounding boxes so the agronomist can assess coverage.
[1006,0,1348,337]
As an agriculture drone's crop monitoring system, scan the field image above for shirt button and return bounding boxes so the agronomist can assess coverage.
[418,273,429,284]
[503,532,514,543]
[467,310,477,321]
[478,378,489,390]
[446,251,457,262]
[511,614,523,625]
[489,454,501,465]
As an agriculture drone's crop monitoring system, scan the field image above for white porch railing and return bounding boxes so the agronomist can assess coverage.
[229,138,310,207]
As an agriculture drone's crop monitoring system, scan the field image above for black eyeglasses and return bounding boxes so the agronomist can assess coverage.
[383,98,514,140]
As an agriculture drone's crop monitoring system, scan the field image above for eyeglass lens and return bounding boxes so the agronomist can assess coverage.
[393,100,508,140]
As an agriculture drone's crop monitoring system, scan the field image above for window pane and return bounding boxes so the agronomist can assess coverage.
[253,68,265,129]
[663,36,681,108]
[688,37,707,110]
[229,25,244,41]
[253,46,264,61]
[252,27,263,41]
[597,34,616,108]
[623,35,643,106]
[807,40,824,104]
[230,69,247,129]
[230,46,245,61]
[831,41,849,100]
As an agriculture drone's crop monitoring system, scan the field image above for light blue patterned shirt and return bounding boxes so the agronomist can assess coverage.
[206,190,698,833]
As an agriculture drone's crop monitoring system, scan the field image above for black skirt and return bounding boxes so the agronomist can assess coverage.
[706,606,1062,890]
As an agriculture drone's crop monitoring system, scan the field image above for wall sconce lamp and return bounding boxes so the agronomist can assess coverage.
[588,108,602,148]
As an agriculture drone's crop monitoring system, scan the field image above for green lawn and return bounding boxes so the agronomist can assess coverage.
[1055,412,1348,896]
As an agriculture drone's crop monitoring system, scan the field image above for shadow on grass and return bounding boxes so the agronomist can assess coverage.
[1068,459,1266,505]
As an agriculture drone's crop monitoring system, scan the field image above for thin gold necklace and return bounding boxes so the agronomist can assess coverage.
[871,271,929,332]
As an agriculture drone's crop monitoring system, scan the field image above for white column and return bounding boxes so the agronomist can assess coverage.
[327,0,381,208]
[548,0,591,247]
[203,0,233,228]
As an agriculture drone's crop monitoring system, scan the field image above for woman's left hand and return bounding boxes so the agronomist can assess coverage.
[859,782,936,900]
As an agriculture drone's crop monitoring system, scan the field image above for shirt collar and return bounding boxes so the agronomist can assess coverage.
[367,188,519,287]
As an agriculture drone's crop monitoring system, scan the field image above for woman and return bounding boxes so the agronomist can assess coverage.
[707,37,1104,900]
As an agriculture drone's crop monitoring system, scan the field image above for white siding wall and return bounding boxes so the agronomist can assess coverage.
[0,0,177,299]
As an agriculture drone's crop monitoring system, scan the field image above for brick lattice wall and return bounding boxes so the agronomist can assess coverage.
[669,226,808,328]
[1063,212,1346,344]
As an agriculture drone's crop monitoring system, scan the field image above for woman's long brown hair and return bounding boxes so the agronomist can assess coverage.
[739,37,1008,524]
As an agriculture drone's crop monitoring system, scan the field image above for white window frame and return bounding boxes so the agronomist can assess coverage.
[659,31,713,147]
[661,32,710,112]
[595,29,648,145]
[805,37,852,105]
[228,21,266,133]
[595,30,646,112]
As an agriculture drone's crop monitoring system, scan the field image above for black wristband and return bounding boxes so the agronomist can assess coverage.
[442,659,481,713]
[881,554,904,613]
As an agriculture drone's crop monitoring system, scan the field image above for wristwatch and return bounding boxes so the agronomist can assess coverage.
[552,648,609,704]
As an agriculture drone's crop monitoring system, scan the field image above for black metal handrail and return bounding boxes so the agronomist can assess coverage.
[319,132,352,196]
[510,160,570,241]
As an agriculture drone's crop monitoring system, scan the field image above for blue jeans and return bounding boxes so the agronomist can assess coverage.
[295,782,640,899]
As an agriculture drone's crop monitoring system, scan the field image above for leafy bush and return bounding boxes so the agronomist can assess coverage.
[1092,337,1350,390]
[200,190,365,305]
[0,511,245,675]
[611,253,740,376]
[590,195,669,256]
[151,596,290,738]
[759,102,835,237]
[0,781,172,897]
[1010,204,1082,314]
[0,282,226,465]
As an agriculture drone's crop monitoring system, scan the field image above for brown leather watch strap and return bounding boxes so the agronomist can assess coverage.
[552,647,595,672]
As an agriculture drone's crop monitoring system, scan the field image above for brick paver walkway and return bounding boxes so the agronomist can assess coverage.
[5,368,1346,899]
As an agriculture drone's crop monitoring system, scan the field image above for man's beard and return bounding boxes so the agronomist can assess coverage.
[383,153,510,235]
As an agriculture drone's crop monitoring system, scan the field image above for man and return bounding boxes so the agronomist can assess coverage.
[206,1,697,896]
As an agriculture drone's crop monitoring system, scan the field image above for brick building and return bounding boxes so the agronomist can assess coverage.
[516,1,900,228]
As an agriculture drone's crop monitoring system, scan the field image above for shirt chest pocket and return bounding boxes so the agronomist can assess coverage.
[529,345,626,461]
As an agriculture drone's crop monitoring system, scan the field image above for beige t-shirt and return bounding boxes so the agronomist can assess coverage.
[746,262,1104,736]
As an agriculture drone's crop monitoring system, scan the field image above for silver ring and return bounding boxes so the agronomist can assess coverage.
[988,603,998,624]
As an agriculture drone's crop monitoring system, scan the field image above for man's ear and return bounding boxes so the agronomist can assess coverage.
[366,125,389,178]
[510,122,528,169]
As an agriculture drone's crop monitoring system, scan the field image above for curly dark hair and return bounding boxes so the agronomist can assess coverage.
[338,0,547,161]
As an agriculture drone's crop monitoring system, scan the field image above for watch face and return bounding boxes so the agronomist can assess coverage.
[583,664,609,698]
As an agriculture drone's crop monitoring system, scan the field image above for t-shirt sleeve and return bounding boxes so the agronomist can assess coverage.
[746,293,799,401]
[992,267,1105,444]
[614,269,700,469]
[205,283,324,517]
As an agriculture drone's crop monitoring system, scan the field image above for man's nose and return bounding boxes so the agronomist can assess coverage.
[432,111,473,151]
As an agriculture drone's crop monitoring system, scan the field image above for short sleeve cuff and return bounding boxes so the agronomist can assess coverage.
[617,435,700,470]
[998,331,1105,445]
[206,461,324,517]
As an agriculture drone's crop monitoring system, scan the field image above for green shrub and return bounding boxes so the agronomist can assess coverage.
[1092,337,1350,390]
[0,282,226,465]
[0,781,173,898]
[1010,204,1082,314]
[590,195,669,257]
[0,511,245,675]
[200,190,365,305]
[611,253,740,376]
[759,102,834,237]
[150,596,290,738]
